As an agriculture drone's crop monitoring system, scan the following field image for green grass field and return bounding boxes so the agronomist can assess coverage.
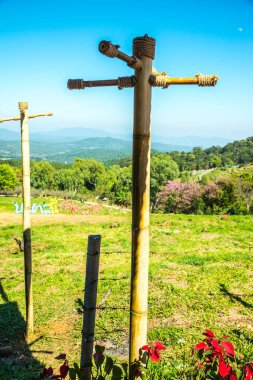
[1,197,253,379]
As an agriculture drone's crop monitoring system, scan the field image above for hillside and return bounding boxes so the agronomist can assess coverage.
[191,164,253,183]
[170,136,253,171]
[0,134,252,166]
[0,137,192,163]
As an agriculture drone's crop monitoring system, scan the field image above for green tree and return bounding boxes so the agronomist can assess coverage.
[110,165,132,206]
[31,161,56,190]
[73,158,106,194]
[0,164,18,190]
[56,169,78,192]
[150,154,179,210]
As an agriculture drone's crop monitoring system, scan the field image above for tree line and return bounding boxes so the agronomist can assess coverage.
[0,155,179,208]
[170,137,253,171]
[0,136,252,214]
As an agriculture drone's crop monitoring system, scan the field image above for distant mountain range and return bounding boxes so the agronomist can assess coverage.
[0,137,193,163]
[0,127,232,163]
[0,127,231,146]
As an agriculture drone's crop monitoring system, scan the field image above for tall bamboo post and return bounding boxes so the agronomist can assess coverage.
[67,36,219,378]
[80,235,101,380]
[0,104,53,338]
[130,35,155,367]
[19,102,33,336]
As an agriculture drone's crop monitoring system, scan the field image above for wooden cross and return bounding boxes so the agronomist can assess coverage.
[67,34,218,378]
[0,102,53,338]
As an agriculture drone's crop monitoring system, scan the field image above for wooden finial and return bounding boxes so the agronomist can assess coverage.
[19,102,29,113]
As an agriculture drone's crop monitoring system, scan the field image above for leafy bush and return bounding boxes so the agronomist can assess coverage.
[38,330,253,379]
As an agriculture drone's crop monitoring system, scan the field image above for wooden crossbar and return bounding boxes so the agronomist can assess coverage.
[0,112,53,123]
[150,73,219,87]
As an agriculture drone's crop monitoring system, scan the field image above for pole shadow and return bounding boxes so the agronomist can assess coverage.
[0,280,43,379]
[220,283,253,310]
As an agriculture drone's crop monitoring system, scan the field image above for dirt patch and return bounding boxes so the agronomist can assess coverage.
[47,314,79,336]
[96,337,128,358]
[219,310,253,330]
[149,312,193,329]
[166,277,188,288]
[202,233,219,239]
[0,212,129,226]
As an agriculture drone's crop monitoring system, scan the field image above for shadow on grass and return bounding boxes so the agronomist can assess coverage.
[0,280,43,380]
[220,283,253,310]
[232,329,253,345]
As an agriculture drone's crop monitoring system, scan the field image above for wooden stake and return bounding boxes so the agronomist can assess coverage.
[130,36,155,371]
[0,104,53,339]
[80,235,101,380]
[19,101,33,338]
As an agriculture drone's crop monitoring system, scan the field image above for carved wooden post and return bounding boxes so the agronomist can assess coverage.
[19,101,33,336]
[0,104,53,338]
[130,35,155,366]
[67,35,219,378]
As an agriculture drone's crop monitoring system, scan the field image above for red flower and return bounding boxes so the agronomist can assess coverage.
[142,341,166,362]
[219,359,231,378]
[195,342,209,351]
[60,360,69,378]
[203,329,215,338]
[39,367,54,379]
[221,341,235,356]
[245,364,253,380]
[229,373,238,380]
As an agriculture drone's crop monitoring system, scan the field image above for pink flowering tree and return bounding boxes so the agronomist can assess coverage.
[157,180,204,214]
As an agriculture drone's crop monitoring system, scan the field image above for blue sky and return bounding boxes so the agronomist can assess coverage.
[0,0,253,139]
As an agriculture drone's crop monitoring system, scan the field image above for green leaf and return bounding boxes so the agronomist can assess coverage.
[104,356,114,375]
[95,345,106,354]
[111,365,124,380]
[69,368,77,380]
[140,369,147,380]
[73,362,80,372]
[121,362,128,375]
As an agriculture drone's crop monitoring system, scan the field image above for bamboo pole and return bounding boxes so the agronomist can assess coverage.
[149,73,219,87]
[129,35,155,373]
[19,101,33,338]
[80,235,101,380]
[0,104,53,338]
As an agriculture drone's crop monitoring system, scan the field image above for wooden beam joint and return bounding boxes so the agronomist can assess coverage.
[98,40,142,70]
[150,72,219,88]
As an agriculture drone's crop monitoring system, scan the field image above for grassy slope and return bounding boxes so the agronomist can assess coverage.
[1,197,253,378]
[191,164,253,182]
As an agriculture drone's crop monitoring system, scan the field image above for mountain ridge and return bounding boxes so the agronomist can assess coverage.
[0,136,192,163]
[0,127,231,148]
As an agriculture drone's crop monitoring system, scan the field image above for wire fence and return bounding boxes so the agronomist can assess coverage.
[79,244,174,349]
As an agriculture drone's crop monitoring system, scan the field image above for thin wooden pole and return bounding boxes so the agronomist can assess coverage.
[129,35,155,373]
[80,235,101,380]
[19,101,33,338]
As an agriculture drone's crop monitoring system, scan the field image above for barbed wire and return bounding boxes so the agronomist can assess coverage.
[83,250,168,257]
